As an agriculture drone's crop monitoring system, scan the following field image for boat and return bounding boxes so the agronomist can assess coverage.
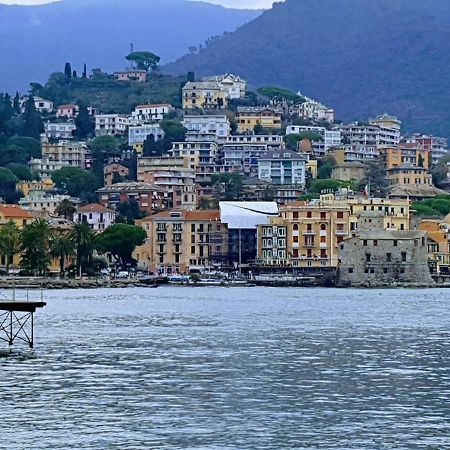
[168,275,191,285]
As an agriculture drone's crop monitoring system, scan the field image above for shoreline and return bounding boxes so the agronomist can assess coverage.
[0,277,448,290]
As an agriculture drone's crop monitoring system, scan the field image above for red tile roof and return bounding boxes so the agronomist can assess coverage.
[77,203,115,214]
[0,204,33,219]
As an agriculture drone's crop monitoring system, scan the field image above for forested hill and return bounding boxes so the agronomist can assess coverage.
[0,0,260,92]
[166,0,450,137]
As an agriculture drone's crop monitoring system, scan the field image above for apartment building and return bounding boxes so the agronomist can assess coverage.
[418,219,450,275]
[41,138,89,169]
[19,192,79,215]
[137,156,196,210]
[95,114,129,136]
[182,115,230,142]
[44,121,76,140]
[170,132,218,183]
[182,81,228,110]
[97,182,164,214]
[386,165,433,187]
[299,99,335,122]
[258,150,307,187]
[57,104,79,118]
[16,179,55,197]
[236,107,283,133]
[403,134,449,164]
[134,210,228,274]
[131,104,173,122]
[286,125,342,150]
[28,157,71,179]
[379,146,430,170]
[128,124,164,153]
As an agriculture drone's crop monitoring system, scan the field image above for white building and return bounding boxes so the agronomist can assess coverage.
[226,135,284,147]
[182,115,230,141]
[20,96,54,114]
[299,97,335,122]
[74,203,116,231]
[203,74,246,99]
[44,121,76,140]
[131,104,174,122]
[95,114,129,136]
[258,150,306,187]
[286,125,342,150]
[128,124,164,146]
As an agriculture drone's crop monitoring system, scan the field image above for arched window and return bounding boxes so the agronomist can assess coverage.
[320,224,327,231]
[293,224,299,231]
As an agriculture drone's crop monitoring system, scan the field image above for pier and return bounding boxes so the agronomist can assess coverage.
[0,301,46,348]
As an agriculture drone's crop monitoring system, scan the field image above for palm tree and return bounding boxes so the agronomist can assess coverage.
[0,221,21,274]
[70,222,94,276]
[20,219,52,276]
[55,199,76,220]
[50,231,75,277]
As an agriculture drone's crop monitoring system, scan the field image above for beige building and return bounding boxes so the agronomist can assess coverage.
[331,162,367,182]
[134,210,228,274]
[16,179,55,197]
[182,81,228,110]
[41,138,89,169]
[386,164,433,187]
[137,156,196,210]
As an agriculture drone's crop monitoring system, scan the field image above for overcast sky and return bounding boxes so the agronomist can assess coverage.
[0,0,275,8]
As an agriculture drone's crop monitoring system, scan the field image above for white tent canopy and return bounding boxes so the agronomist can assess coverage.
[219,201,279,230]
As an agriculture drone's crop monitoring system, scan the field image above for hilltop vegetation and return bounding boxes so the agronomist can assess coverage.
[33,70,188,113]
[166,0,450,137]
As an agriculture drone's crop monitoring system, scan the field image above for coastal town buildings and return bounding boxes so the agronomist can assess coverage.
[182,115,230,142]
[19,192,78,215]
[114,70,147,82]
[128,124,164,153]
[57,104,79,118]
[298,98,335,122]
[74,203,117,231]
[131,104,173,122]
[182,81,228,110]
[104,163,130,187]
[286,125,342,150]
[257,150,307,187]
[41,138,89,169]
[236,107,283,133]
[418,218,450,275]
[95,114,129,136]
[203,74,246,99]
[44,121,76,140]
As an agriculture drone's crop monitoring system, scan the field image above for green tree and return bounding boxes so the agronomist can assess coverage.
[285,133,302,150]
[55,199,77,220]
[142,134,164,157]
[64,62,72,82]
[309,178,357,194]
[7,163,34,181]
[257,86,304,103]
[52,167,100,197]
[20,219,52,276]
[0,221,21,274]
[70,223,95,276]
[50,230,75,277]
[95,223,146,266]
[318,155,337,179]
[82,63,87,79]
[0,167,19,203]
[117,200,144,224]
[211,173,246,201]
[126,51,160,72]
[74,102,93,139]
[21,96,43,139]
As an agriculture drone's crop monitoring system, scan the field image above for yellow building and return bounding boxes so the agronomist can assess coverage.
[133,210,228,274]
[319,192,411,232]
[236,107,283,133]
[182,81,228,110]
[418,219,450,274]
[331,162,368,182]
[257,202,350,268]
[379,146,430,170]
[16,179,55,197]
[386,165,433,187]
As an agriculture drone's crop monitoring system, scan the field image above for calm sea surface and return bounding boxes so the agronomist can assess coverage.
[0,287,449,449]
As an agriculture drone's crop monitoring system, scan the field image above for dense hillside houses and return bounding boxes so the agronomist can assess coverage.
[0,63,449,284]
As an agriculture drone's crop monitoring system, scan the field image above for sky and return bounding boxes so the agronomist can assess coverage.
[0,0,275,8]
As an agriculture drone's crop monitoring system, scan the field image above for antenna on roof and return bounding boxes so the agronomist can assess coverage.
[130,43,134,54]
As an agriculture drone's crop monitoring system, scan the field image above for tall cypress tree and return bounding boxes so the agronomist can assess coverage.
[82,64,87,79]
[75,102,93,139]
[13,92,21,114]
[21,96,43,139]
[64,62,72,83]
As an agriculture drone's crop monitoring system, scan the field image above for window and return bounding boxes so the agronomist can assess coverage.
[307,211,312,218]
[373,240,378,247]
[348,268,354,273]
[363,240,368,247]
[386,253,392,262]
[191,224,195,232]
[320,212,326,220]
[337,211,344,219]
[383,268,388,274]
[293,212,299,220]
[365,253,371,262]
[401,252,407,262]
[191,245,195,255]
[393,240,398,247]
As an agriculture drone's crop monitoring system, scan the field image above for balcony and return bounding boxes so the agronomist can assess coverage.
[303,230,316,236]
[336,230,348,236]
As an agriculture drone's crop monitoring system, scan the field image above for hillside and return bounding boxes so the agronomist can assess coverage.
[0,0,260,93]
[166,0,450,137]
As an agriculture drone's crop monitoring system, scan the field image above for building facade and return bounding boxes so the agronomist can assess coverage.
[258,150,306,187]
[74,203,116,231]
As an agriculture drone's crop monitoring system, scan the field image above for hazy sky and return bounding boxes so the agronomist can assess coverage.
[0,0,275,8]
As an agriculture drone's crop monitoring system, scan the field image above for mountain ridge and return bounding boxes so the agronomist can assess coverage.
[0,0,261,92]
[166,0,450,137]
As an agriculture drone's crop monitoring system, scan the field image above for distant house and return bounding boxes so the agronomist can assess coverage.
[131,104,173,122]
[182,115,230,142]
[20,96,54,114]
[95,114,129,136]
[74,203,116,231]
[114,70,147,82]
[202,74,246,99]
[57,104,79,118]
[44,121,76,140]
[236,107,283,133]
[258,150,307,187]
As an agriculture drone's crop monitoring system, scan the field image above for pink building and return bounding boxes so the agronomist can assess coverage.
[57,104,79,118]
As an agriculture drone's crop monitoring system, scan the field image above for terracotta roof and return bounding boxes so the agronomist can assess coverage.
[0,204,33,219]
[77,203,115,214]
[58,104,78,109]
[186,210,220,221]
